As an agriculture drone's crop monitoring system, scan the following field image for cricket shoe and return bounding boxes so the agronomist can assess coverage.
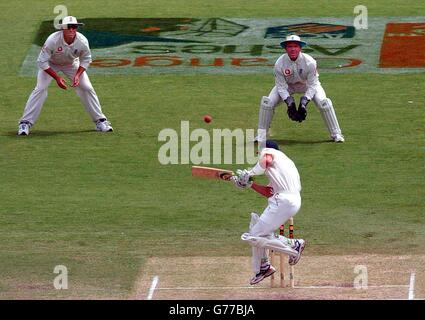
[288,239,306,266]
[250,265,276,285]
[331,133,345,143]
[96,119,113,132]
[17,122,30,136]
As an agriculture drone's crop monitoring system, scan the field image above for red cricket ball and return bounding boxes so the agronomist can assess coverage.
[203,115,212,123]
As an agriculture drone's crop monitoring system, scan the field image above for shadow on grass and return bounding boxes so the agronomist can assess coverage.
[264,139,331,146]
[4,129,96,137]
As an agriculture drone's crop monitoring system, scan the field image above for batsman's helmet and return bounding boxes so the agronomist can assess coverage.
[266,140,279,150]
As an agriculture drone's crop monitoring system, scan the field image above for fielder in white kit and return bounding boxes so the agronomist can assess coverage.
[257,34,344,143]
[232,140,306,285]
[18,16,113,135]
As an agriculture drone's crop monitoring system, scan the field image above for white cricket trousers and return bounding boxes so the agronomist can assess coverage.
[249,191,301,274]
[20,64,106,125]
[265,84,343,138]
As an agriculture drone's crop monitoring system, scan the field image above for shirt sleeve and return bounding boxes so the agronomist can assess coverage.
[304,61,319,100]
[78,38,92,69]
[249,161,265,176]
[274,63,290,101]
[248,150,270,176]
[37,41,54,70]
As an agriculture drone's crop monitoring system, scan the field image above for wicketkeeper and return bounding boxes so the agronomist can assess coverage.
[18,16,113,136]
[257,34,345,143]
[231,140,306,285]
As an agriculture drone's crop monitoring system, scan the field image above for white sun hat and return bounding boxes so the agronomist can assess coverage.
[280,34,307,48]
[59,16,84,29]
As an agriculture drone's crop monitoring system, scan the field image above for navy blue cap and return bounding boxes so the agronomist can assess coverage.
[266,140,279,150]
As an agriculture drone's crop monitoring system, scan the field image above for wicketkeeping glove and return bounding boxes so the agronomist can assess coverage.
[285,96,299,121]
[297,96,310,122]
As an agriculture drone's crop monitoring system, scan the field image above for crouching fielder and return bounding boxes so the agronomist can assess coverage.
[231,140,306,285]
[257,34,344,143]
[17,16,113,136]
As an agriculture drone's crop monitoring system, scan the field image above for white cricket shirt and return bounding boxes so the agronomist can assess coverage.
[37,31,92,70]
[274,52,320,101]
[250,148,301,193]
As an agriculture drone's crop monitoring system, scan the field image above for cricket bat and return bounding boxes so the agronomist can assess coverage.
[191,166,234,181]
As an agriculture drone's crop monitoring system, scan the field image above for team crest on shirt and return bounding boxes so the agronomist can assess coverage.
[284,68,291,76]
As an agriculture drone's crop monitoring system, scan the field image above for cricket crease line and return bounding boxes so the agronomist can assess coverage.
[156,286,267,291]
[408,272,415,300]
[295,285,409,289]
[154,284,408,291]
[146,275,159,300]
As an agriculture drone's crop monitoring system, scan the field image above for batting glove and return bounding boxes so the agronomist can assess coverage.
[231,176,251,189]
[236,169,253,186]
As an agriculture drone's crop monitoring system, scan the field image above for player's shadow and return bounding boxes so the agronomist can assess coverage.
[265,139,331,145]
[5,129,95,137]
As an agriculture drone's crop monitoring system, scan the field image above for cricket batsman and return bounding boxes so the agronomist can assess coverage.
[18,16,113,135]
[231,140,306,285]
[257,34,345,143]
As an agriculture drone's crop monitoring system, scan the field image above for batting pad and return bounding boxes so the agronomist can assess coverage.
[318,98,342,136]
[247,213,265,274]
[257,96,274,141]
[249,212,260,232]
[241,233,298,256]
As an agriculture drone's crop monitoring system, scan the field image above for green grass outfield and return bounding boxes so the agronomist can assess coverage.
[0,0,424,299]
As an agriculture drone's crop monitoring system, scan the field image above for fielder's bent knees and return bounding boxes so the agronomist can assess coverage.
[260,96,273,109]
[77,83,94,91]
[263,95,281,109]
[34,85,49,92]
[318,98,333,110]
